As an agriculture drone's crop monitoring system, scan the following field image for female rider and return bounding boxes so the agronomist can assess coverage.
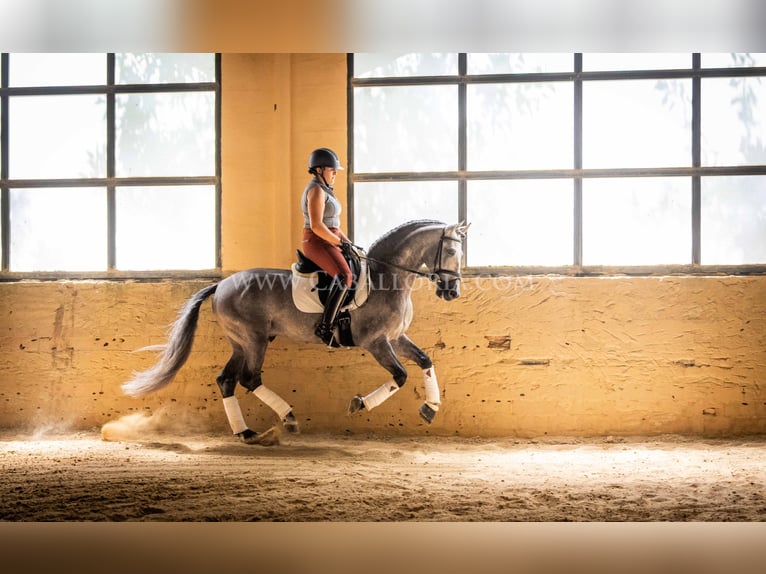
[301,148,352,345]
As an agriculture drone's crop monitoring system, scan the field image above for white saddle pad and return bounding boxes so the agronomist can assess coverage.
[290,257,370,314]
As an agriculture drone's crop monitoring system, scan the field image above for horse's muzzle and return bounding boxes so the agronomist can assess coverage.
[436,279,460,301]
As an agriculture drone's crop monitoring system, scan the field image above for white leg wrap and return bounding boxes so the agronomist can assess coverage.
[362,380,400,411]
[252,385,292,420]
[222,395,249,435]
[423,366,441,411]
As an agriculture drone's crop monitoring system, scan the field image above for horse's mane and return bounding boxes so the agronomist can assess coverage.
[367,219,446,256]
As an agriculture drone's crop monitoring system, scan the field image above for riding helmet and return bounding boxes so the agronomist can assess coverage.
[308,148,344,171]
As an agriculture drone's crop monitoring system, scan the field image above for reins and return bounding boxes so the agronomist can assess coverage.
[358,252,439,281]
[351,229,463,284]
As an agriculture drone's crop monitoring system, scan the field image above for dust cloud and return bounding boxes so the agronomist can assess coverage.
[100,407,208,442]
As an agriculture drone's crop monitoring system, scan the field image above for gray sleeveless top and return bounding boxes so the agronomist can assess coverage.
[301,179,341,229]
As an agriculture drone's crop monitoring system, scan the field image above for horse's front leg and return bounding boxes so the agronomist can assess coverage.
[348,338,407,415]
[393,334,441,424]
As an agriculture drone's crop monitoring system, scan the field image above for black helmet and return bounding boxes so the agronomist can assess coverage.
[308,148,344,171]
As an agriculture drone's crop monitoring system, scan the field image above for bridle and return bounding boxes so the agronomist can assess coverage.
[357,228,464,286]
[429,231,463,284]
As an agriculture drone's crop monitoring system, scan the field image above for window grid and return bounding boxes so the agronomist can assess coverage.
[691,53,702,266]
[348,53,766,275]
[1,53,9,271]
[573,53,583,267]
[0,53,222,279]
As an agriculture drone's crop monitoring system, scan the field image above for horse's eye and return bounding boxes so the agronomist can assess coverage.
[446,248,457,256]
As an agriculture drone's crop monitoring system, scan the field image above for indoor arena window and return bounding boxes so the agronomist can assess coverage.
[349,53,766,274]
[0,53,220,277]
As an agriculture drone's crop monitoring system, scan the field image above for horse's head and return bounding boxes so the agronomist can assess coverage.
[432,222,470,301]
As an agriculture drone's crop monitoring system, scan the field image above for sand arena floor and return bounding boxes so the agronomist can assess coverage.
[1,421,765,522]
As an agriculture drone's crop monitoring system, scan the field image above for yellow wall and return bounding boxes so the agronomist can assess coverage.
[221,53,348,271]
[1,54,765,437]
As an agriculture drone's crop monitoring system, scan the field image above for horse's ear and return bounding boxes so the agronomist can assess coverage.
[457,222,471,236]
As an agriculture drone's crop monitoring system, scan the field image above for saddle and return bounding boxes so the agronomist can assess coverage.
[290,244,370,346]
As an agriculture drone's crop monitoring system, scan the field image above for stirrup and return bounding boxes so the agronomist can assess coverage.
[315,322,339,347]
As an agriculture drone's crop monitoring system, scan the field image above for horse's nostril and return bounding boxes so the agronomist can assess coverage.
[441,289,459,301]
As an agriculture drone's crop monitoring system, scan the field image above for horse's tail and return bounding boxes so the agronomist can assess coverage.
[122,283,218,397]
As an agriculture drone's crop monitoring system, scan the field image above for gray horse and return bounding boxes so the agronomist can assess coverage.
[122,220,469,444]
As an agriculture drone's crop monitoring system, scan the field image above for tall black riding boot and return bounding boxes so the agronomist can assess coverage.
[315,279,349,346]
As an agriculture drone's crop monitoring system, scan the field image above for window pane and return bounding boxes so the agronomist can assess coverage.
[352,182,458,249]
[9,53,105,87]
[583,80,691,168]
[702,53,766,68]
[468,180,573,266]
[468,82,573,170]
[702,78,766,166]
[468,53,572,74]
[354,86,457,172]
[10,188,106,272]
[116,53,215,84]
[10,95,106,178]
[702,176,766,264]
[583,178,691,265]
[116,92,215,177]
[116,186,215,270]
[583,53,691,71]
[354,53,458,78]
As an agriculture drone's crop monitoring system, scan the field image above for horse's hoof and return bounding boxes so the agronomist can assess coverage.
[238,429,258,442]
[239,426,280,446]
[283,413,300,434]
[347,395,365,415]
[419,403,437,424]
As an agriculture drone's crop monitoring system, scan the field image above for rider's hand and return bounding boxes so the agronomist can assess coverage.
[340,240,354,259]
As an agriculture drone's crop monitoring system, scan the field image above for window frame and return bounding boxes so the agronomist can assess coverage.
[347,53,766,276]
[0,52,222,281]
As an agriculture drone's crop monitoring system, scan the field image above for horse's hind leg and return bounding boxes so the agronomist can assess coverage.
[216,346,283,445]
[239,335,300,434]
[216,349,256,440]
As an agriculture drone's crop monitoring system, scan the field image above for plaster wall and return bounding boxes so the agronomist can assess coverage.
[1,276,765,437]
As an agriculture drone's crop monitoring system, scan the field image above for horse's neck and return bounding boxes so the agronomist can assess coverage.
[370,223,442,271]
